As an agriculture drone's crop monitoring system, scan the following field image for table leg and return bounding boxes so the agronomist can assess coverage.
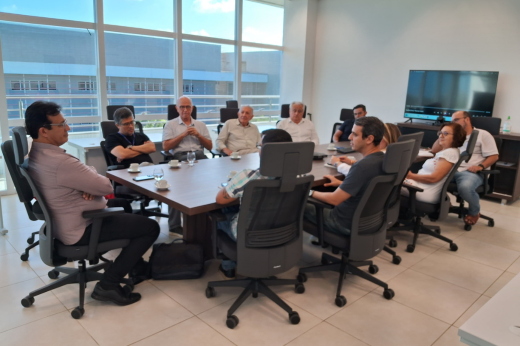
[183,213,214,261]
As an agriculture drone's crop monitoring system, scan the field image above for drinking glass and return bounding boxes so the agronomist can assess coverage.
[153,168,164,181]
[187,151,196,166]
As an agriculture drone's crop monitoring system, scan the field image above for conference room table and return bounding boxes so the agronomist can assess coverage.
[106,142,361,259]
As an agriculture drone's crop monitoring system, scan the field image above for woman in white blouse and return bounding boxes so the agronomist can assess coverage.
[401,123,466,203]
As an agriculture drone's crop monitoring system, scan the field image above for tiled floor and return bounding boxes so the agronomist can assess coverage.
[0,194,518,346]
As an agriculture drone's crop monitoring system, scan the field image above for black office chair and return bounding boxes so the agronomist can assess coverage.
[206,142,315,328]
[448,135,502,231]
[298,140,414,307]
[2,139,44,261]
[226,100,238,108]
[105,105,144,133]
[167,104,197,120]
[211,108,240,158]
[390,130,479,252]
[471,117,501,136]
[11,127,133,320]
[339,108,354,121]
[100,122,168,219]
[330,122,343,143]
[280,104,307,119]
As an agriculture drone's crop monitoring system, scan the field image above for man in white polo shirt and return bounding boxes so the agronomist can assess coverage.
[277,102,319,146]
[432,111,499,226]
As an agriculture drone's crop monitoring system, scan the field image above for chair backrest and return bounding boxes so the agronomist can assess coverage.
[398,132,424,167]
[220,108,239,123]
[167,104,197,120]
[340,108,354,121]
[330,122,343,143]
[471,117,501,136]
[349,140,414,261]
[236,142,315,277]
[1,138,43,221]
[100,140,116,167]
[482,136,503,195]
[100,120,143,139]
[226,100,238,108]
[107,105,135,121]
[280,104,307,119]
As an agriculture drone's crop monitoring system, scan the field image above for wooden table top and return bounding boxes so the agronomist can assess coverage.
[106,142,361,216]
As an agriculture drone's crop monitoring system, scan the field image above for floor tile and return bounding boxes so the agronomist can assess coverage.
[462,226,520,252]
[132,316,234,346]
[377,233,441,268]
[375,269,480,324]
[411,251,503,294]
[0,235,16,256]
[286,322,369,346]
[151,260,242,315]
[432,326,465,346]
[2,224,42,254]
[343,255,407,291]
[453,295,490,328]
[0,252,38,288]
[485,212,520,232]
[0,277,66,333]
[198,294,321,346]
[327,292,449,346]
[435,236,520,270]
[0,311,98,346]
[483,271,517,298]
[479,198,506,215]
[77,282,193,346]
[39,273,97,310]
[506,256,520,274]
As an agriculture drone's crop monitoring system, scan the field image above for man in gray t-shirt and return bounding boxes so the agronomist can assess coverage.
[305,117,386,235]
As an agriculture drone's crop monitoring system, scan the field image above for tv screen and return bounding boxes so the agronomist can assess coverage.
[404,70,499,121]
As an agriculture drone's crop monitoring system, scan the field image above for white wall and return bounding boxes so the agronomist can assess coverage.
[311,0,520,142]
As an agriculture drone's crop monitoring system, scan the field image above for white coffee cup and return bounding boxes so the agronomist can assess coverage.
[328,143,336,150]
[231,152,239,158]
[228,171,237,179]
[129,163,139,171]
[157,179,169,188]
[169,159,179,167]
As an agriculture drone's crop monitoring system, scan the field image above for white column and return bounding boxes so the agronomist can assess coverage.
[174,0,183,101]
[94,0,109,121]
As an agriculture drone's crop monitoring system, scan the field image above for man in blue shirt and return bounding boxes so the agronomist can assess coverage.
[333,104,367,143]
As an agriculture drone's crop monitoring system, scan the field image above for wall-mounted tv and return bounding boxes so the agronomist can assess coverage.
[404,70,499,122]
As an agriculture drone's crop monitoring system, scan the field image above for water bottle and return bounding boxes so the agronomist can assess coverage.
[503,116,511,133]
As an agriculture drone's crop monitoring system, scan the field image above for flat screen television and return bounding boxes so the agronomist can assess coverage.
[404,70,499,121]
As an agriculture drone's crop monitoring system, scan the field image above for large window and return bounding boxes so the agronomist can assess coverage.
[0,0,94,22]
[243,0,284,46]
[104,0,174,32]
[182,0,235,40]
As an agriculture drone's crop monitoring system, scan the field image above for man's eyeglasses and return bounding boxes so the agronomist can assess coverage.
[48,119,68,128]
[120,120,135,127]
[179,105,192,110]
[437,131,453,137]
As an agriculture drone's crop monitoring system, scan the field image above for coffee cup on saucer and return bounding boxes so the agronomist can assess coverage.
[228,171,237,180]
[328,143,336,150]
[231,152,240,159]
[129,163,139,171]
[157,179,169,188]
[169,159,179,167]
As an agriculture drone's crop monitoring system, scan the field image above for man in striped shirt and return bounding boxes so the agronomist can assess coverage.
[214,129,293,278]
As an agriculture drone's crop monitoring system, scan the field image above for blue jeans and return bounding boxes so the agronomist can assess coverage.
[303,204,351,236]
[453,171,484,216]
[217,205,240,271]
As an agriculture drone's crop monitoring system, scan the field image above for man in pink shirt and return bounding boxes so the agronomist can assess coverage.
[26,101,159,306]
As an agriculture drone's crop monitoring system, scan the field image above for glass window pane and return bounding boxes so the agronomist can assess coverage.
[243,0,284,46]
[104,0,174,32]
[0,0,94,22]
[183,40,234,123]
[105,32,175,129]
[0,22,100,135]
[182,0,235,40]
[241,47,281,116]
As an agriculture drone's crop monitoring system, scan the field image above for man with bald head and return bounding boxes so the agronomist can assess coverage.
[277,101,319,146]
[216,105,261,156]
[162,96,213,161]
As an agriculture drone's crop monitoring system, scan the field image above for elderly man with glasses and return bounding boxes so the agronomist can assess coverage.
[104,107,156,168]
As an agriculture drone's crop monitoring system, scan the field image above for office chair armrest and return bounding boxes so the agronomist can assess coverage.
[307,197,334,209]
[83,207,126,260]
[477,169,500,196]
[208,210,227,258]
[82,207,126,219]
[211,149,223,157]
[402,182,424,193]
[161,150,174,160]
[107,165,124,171]
[477,169,500,176]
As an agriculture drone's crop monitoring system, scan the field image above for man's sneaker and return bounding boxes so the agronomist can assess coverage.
[219,264,235,279]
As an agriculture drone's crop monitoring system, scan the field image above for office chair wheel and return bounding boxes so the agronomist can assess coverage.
[21,296,35,307]
[252,292,259,298]
[71,307,85,319]
[205,287,216,298]
[488,220,494,227]
[392,256,402,265]
[297,273,307,283]
[27,237,34,245]
[20,253,29,261]
[335,295,347,307]
[388,239,397,248]
[295,283,305,294]
[368,264,379,274]
[450,243,458,251]
[406,244,415,253]
[226,315,239,329]
[48,270,60,279]
[289,311,300,325]
[464,224,472,231]
[383,289,395,300]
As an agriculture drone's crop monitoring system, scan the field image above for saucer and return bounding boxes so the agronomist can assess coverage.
[169,163,181,168]
[230,156,241,160]
[127,168,141,173]
[155,182,170,190]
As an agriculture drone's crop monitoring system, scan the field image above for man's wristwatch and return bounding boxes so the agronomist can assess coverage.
[127,145,133,149]
[308,190,314,197]
[478,164,485,170]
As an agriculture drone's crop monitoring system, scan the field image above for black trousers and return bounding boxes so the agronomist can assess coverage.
[74,212,159,286]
